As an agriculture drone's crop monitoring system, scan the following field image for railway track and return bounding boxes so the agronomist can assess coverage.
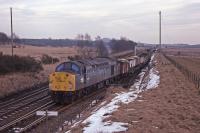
[0,86,52,133]
[0,100,54,133]
[0,96,52,126]
[0,91,49,118]
[10,88,106,133]
[0,86,48,109]
[0,89,49,121]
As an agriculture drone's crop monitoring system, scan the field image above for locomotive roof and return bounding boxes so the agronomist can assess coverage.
[75,57,114,66]
[117,58,129,63]
[126,56,139,60]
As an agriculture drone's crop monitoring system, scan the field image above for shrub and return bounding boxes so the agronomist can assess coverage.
[41,54,59,64]
[0,55,43,74]
[68,55,82,60]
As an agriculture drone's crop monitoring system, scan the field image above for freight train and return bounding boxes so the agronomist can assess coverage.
[49,52,151,104]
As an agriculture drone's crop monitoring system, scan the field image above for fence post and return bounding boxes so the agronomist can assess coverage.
[163,53,200,90]
[198,79,200,89]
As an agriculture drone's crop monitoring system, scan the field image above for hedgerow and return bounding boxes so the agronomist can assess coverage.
[0,54,43,74]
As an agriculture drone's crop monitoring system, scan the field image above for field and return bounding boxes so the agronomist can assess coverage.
[163,47,200,75]
[0,45,78,62]
[170,56,200,75]
[163,47,200,57]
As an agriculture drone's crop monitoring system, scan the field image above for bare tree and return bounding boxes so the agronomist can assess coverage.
[95,35,101,41]
[109,38,137,53]
[76,34,84,40]
[84,33,91,41]
[13,33,21,43]
[95,36,108,57]
[120,36,128,41]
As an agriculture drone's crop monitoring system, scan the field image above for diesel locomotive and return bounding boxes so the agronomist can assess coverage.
[49,53,150,104]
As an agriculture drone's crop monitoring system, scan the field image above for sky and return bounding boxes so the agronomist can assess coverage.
[0,0,199,44]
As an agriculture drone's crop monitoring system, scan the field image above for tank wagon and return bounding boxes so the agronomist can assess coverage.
[49,53,151,104]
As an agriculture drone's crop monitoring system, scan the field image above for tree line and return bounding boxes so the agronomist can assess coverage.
[0,32,137,58]
[0,32,20,44]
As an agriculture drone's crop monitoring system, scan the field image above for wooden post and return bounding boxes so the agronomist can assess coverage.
[10,7,14,57]
[198,79,200,89]
[46,110,49,133]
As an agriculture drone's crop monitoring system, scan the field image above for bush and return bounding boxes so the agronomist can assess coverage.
[41,54,59,64]
[68,55,81,60]
[0,55,43,74]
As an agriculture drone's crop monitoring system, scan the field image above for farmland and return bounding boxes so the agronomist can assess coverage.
[163,47,200,57]
[163,48,200,75]
[0,45,78,62]
[170,56,200,75]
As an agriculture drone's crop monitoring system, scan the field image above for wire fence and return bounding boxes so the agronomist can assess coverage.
[163,53,200,90]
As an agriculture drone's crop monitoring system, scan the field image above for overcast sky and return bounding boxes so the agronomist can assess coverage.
[0,0,199,44]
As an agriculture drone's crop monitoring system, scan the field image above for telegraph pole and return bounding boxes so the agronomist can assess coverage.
[10,7,14,57]
[159,11,161,50]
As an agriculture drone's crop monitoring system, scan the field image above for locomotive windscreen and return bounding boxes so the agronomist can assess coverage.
[55,62,80,74]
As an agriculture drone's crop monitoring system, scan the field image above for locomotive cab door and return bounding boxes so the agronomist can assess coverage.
[111,65,114,75]
[83,67,87,84]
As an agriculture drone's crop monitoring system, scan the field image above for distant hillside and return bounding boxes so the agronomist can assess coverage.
[19,38,137,57]
[137,43,200,49]
[20,39,78,47]
[162,44,200,48]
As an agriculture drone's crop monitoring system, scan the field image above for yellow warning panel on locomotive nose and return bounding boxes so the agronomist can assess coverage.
[49,72,75,92]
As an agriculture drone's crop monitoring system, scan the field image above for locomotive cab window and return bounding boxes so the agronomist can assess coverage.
[55,62,81,74]
[71,63,80,74]
[55,63,65,72]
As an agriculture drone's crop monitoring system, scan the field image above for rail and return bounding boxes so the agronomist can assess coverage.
[0,101,54,132]
[18,88,106,133]
[0,87,48,109]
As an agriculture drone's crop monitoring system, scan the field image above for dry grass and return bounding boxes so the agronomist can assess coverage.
[163,47,200,75]
[0,45,78,62]
[163,48,200,57]
[171,56,200,75]
[0,64,58,97]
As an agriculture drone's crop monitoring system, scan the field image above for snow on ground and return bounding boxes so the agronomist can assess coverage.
[146,54,160,90]
[82,54,160,133]
[65,130,71,133]
[146,68,160,90]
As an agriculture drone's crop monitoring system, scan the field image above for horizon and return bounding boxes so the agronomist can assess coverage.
[0,0,200,44]
[12,37,200,46]
[18,38,200,45]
